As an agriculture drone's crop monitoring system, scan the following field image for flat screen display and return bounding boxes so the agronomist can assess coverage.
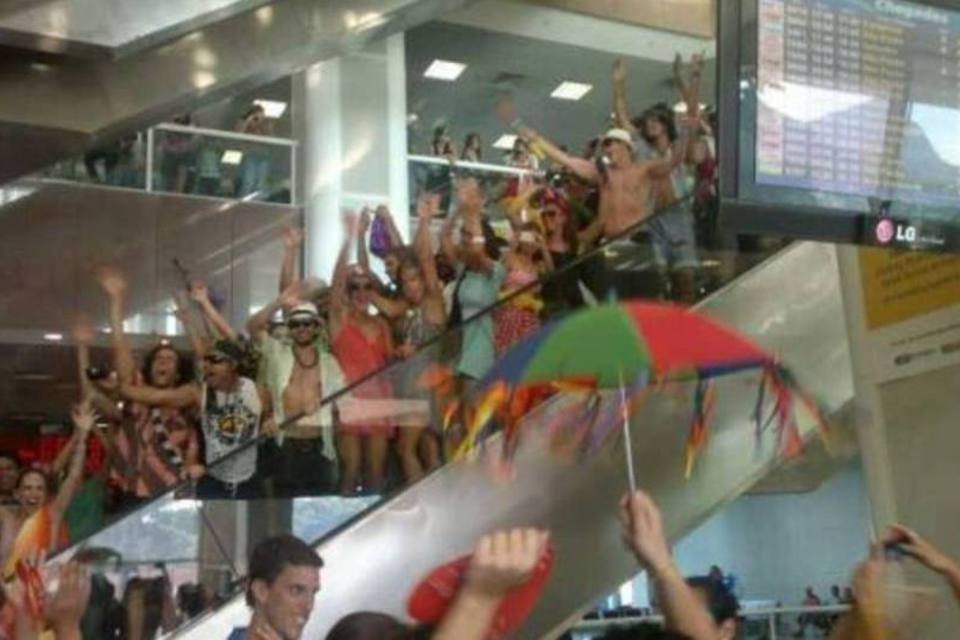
[720,0,960,251]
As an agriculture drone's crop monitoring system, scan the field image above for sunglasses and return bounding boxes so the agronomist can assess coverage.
[348,282,374,293]
[602,139,617,148]
[204,355,229,365]
[288,319,318,330]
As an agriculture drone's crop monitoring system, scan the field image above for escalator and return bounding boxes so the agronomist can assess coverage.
[42,223,851,639]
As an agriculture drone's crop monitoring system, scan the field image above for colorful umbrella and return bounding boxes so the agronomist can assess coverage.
[460,301,828,477]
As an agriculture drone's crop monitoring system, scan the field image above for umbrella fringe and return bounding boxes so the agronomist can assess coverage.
[684,377,717,479]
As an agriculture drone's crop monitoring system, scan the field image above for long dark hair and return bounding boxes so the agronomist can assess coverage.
[461,133,482,161]
[635,104,678,145]
[141,344,195,387]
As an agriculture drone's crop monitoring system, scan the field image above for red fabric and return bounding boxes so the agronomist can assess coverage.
[332,321,395,437]
[494,307,541,358]
[625,302,771,376]
[407,544,555,639]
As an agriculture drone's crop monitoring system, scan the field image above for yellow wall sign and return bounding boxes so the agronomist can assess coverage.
[859,248,960,330]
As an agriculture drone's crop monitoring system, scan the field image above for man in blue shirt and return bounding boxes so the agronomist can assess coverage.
[228,535,323,639]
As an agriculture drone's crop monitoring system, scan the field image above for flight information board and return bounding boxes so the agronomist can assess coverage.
[755,0,960,207]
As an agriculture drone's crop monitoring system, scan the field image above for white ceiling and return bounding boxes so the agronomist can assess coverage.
[405,14,715,158]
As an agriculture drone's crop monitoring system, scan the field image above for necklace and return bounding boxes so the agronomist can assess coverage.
[293,346,319,370]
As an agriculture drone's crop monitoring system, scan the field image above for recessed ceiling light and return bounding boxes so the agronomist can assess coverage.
[424,59,467,81]
[253,99,287,118]
[551,81,593,101]
[43,333,63,342]
[222,150,244,165]
[493,134,518,150]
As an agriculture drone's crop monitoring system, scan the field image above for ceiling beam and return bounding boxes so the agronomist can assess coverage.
[521,0,716,38]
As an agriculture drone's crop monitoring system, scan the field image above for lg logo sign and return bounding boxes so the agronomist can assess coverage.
[875,219,916,245]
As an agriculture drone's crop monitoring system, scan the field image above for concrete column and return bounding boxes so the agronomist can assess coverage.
[294,34,410,283]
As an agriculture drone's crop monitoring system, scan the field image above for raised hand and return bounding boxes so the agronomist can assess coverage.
[97,267,127,299]
[45,562,92,636]
[71,319,96,345]
[359,207,372,235]
[619,491,674,574]
[613,58,627,84]
[465,528,550,599]
[71,401,98,435]
[495,97,518,128]
[885,524,959,575]
[417,192,441,220]
[278,281,304,310]
[342,210,359,237]
[282,226,304,250]
[189,280,211,305]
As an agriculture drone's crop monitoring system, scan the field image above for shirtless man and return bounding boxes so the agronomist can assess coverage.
[612,55,705,302]
[247,284,347,497]
[517,124,694,240]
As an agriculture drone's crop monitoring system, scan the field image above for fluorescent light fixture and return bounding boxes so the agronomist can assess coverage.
[222,150,244,165]
[253,99,287,118]
[673,101,708,114]
[493,134,518,150]
[424,59,466,81]
[43,333,63,342]
[551,81,593,101]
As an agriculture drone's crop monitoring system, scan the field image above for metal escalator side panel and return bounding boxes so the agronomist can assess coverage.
[174,241,854,639]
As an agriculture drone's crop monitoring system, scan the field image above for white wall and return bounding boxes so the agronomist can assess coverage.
[671,462,872,605]
[620,461,872,609]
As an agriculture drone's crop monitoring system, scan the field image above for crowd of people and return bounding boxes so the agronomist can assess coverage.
[3,489,957,640]
[0,53,819,639]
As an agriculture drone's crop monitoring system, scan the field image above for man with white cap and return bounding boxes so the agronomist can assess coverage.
[517,122,696,241]
[247,283,346,497]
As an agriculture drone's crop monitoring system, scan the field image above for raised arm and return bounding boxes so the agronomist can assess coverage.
[885,524,960,605]
[329,212,357,335]
[98,269,136,384]
[279,226,303,295]
[190,281,237,341]
[356,207,372,275]
[517,128,598,183]
[440,207,462,268]
[369,290,408,320]
[72,321,121,421]
[118,381,200,409]
[172,290,209,360]
[612,59,639,137]
[51,403,96,516]
[432,529,550,640]
[415,193,444,296]
[620,491,719,640]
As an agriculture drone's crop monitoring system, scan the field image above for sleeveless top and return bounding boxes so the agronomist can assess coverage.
[201,377,262,484]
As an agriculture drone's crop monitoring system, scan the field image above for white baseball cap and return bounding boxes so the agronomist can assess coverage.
[603,128,635,151]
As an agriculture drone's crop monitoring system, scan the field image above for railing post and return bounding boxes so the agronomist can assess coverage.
[768,611,777,640]
[145,127,155,192]
[290,144,297,206]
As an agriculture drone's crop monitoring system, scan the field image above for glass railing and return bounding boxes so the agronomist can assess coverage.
[569,604,851,639]
[407,154,536,223]
[37,122,297,204]
[39,171,789,636]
